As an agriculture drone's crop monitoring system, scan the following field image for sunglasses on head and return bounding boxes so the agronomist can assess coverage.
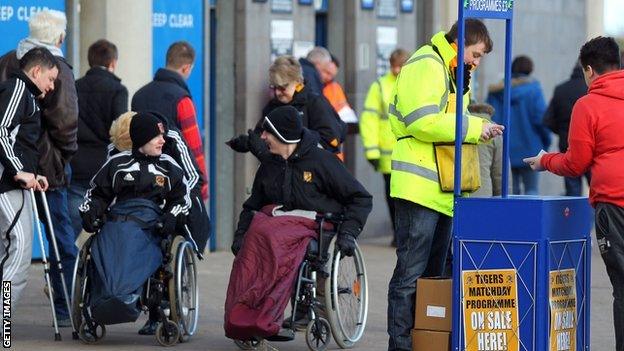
[269,83,289,92]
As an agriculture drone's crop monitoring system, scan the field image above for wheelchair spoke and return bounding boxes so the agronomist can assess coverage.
[328,243,368,347]
[337,259,360,332]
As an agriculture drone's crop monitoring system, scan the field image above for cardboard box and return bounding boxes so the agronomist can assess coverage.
[411,329,450,351]
[414,277,452,332]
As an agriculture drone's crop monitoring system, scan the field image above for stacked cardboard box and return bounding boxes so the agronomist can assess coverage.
[412,277,452,351]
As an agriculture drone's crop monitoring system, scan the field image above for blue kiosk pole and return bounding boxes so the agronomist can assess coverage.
[451,1,592,351]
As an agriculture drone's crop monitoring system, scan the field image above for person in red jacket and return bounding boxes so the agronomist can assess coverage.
[523,36,624,350]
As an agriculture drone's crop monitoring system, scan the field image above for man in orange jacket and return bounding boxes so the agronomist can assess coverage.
[322,55,357,124]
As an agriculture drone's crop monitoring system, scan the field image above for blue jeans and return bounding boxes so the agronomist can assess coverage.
[37,186,77,319]
[67,183,89,237]
[387,199,453,351]
[512,166,539,195]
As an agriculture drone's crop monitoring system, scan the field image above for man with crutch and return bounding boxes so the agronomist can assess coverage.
[0,10,79,329]
[0,47,57,308]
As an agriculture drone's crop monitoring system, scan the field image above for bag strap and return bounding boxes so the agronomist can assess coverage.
[431,45,455,94]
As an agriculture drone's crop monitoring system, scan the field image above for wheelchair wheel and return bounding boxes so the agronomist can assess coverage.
[305,318,331,351]
[78,320,106,344]
[168,237,199,341]
[323,237,368,348]
[71,236,94,340]
[156,320,180,347]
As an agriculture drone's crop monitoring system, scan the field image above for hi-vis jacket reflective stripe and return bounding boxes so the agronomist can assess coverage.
[389,31,486,216]
[359,72,397,174]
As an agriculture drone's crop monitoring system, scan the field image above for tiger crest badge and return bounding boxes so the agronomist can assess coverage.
[303,171,312,183]
[155,175,165,187]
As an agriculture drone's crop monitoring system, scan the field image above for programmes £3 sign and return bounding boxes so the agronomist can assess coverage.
[464,0,513,11]
[0,0,64,55]
[152,0,205,129]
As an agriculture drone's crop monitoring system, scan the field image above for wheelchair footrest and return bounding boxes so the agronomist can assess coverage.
[265,328,296,342]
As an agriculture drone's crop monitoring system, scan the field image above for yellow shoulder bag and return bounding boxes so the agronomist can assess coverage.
[434,92,481,193]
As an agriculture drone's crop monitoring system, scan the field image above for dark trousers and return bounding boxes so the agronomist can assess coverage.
[564,172,591,196]
[595,202,624,351]
[67,182,89,236]
[383,174,397,241]
[37,186,77,319]
[387,199,453,351]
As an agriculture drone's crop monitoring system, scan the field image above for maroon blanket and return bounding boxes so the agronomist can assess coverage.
[224,206,319,340]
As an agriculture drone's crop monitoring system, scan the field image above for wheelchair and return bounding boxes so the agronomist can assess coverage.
[71,230,199,347]
[234,213,369,351]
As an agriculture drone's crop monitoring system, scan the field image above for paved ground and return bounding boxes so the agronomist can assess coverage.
[7,235,615,350]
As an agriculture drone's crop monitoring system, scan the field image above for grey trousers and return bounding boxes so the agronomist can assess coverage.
[0,189,32,304]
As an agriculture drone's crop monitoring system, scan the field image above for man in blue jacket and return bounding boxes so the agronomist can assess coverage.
[487,55,550,195]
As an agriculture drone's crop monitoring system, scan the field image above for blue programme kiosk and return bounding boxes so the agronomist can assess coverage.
[451,1,592,351]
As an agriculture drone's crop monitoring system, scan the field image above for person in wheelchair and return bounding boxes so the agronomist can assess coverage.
[107,110,211,255]
[224,106,372,342]
[79,112,190,335]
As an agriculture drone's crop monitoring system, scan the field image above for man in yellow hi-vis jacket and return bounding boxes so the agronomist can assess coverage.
[359,48,408,246]
[386,19,504,351]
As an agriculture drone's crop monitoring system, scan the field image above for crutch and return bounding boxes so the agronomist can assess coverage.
[37,190,79,340]
[29,189,61,341]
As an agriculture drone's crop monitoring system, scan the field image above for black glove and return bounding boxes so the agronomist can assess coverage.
[247,129,268,159]
[336,232,357,257]
[160,212,180,235]
[232,210,253,255]
[367,158,379,170]
[231,236,243,256]
[80,209,102,233]
[226,133,250,153]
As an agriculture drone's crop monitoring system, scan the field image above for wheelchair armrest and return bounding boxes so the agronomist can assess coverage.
[318,212,345,222]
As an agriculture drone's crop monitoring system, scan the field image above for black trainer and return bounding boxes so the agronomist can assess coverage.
[266,328,296,341]
[138,319,158,335]
[282,315,309,331]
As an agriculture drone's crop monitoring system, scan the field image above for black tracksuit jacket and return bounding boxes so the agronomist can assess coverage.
[80,150,190,218]
[0,71,42,193]
[107,116,204,195]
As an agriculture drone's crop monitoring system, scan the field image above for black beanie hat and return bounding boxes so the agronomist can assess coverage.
[130,112,165,149]
[263,106,303,144]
